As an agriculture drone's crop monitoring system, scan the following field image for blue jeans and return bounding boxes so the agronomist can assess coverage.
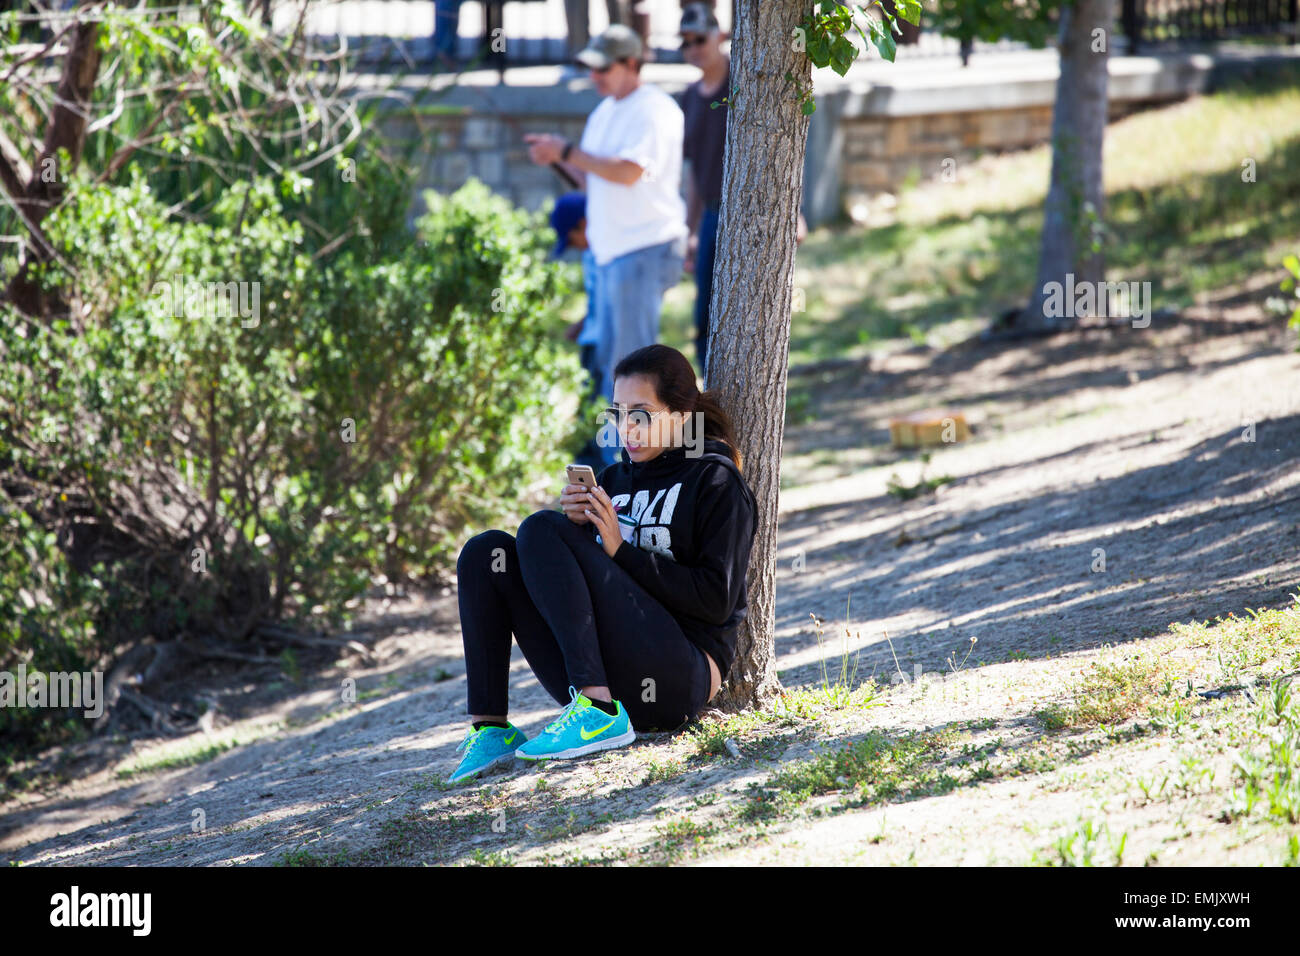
[693,206,720,384]
[590,237,683,467]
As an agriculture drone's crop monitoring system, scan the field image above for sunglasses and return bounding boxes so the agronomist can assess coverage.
[584,58,629,75]
[602,405,670,429]
[680,34,708,49]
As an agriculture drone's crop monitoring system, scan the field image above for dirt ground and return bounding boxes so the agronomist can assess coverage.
[3,303,1299,866]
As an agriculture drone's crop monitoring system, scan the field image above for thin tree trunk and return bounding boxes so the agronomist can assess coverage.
[705,0,810,712]
[4,5,103,318]
[1021,0,1112,331]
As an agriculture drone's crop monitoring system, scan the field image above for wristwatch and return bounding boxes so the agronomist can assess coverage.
[560,140,574,161]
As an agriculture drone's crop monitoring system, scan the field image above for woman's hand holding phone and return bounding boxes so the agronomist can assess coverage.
[560,482,594,525]
[583,486,623,558]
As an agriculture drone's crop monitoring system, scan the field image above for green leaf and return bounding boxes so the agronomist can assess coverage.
[870,20,897,62]
[830,35,857,75]
[802,99,818,116]
[1283,254,1300,278]
[808,34,832,65]
[898,0,923,27]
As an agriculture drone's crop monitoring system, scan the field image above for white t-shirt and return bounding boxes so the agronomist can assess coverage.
[580,83,689,266]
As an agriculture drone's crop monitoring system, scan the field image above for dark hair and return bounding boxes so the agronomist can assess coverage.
[612,344,743,472]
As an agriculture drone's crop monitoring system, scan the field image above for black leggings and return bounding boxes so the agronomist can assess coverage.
[456,508,712,732]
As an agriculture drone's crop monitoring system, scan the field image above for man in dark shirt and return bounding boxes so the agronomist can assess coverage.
[676,3,729,385]
[677,3,807,386]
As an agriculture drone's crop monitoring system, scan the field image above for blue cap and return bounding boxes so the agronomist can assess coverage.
[549,192,586,258]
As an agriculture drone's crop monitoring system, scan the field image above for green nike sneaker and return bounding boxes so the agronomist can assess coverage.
[514,685,636,761]
[448,722,528,784]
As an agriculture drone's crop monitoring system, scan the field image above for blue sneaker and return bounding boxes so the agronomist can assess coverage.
[515,686,636,761]
[448,723,528,784]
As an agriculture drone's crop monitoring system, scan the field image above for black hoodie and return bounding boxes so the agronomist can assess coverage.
[590,437,758,681]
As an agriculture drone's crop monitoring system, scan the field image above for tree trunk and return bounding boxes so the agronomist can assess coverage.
[3,7,102,318]
[1020,0,1112,331]
[705,0,810,712]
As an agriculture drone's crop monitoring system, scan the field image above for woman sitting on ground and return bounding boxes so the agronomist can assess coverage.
[449,343,758,782]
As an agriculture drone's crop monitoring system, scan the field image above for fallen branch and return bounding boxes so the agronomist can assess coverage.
[254,622,375,663]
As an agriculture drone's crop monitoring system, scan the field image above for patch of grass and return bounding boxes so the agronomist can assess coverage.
[114,730,256,779]
[686,710,784,758]
[776,682,881,720]
[1039,597,1300,735]
[463,849,514,866]
[557,846,637,866]
[350,809,484,865]
[649,818,717,862]
[685,675,878,761]
[1030,817,1128,867]
[887,472,955,501]
[740,726,959,823]
[886,453,955,501]
[643,758,685,783]
[1221,678,1300,826]
[1036,703,1073,732]
[532,807,616,843]
[277,846,352,866]
[1171,600,1300,685]
[1035,655,1169,731]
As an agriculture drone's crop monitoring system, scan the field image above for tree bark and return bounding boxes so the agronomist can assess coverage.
[1020,0,1112,331]
[3,5,103,318]
[705,0,810,712]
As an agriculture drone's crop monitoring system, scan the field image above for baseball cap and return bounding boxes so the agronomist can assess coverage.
[680,3,719,34]
[575,24,643,69]
[549,192,586,258]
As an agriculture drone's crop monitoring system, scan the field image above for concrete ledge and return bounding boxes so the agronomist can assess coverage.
[363,44,1300,118]
[362,43,1300,227]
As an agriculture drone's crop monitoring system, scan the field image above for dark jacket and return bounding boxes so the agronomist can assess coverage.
[592,437,758,680]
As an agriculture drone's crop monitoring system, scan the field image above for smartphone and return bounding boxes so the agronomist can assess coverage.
[566,464,597,491]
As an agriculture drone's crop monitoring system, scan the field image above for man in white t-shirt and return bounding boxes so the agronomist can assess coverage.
[526,25,688,468]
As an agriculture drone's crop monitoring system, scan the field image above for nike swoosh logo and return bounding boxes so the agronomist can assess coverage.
[504,731,517,745]
[581,718,617,740]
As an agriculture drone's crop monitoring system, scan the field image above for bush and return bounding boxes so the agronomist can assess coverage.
[1,170,592,749]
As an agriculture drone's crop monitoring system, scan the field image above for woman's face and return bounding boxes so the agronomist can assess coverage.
[610,375,684,463]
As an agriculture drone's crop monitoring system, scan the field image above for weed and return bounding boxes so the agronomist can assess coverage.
[886,453,955,501]
[643,758,685,784]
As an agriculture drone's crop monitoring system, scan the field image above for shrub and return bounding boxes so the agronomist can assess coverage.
[1,170,591,750]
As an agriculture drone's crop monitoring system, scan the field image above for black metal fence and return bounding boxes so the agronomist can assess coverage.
[1120,0,1300,53]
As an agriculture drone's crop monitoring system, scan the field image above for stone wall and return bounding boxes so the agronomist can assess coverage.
[379,110,590,227]
[838,98,1161,197]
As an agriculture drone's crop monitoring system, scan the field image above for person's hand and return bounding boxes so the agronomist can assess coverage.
[564,319,583,342]
[560,482,593,525]
[583,485,622,558]
[796,211,808,246]
[524,133,566,166]
[683,232,698,275]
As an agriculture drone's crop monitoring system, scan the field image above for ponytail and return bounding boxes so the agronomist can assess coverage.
[693,389,743,473]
